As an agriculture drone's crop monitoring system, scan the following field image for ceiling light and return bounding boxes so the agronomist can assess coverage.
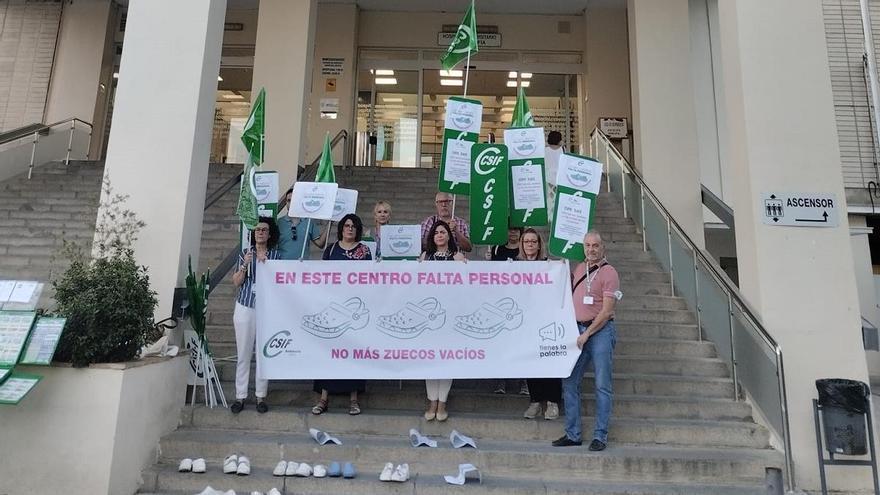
[222,93,244,99]
[375,77,398,85]
[375,69,395,76]
[521,73,532,79]
[441,79,463,86]
[217,75,224,81]
[440,70,463,77]
[521,81,530,87]
[506,80,517,88]
[382,97,403,102]
[508,71,517,78]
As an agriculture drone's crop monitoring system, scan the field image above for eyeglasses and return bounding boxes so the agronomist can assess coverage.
[435,199,453,205]
[254,227,269,232]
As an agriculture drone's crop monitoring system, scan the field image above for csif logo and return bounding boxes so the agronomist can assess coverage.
[474,147,504,175]
[263,330,293,358]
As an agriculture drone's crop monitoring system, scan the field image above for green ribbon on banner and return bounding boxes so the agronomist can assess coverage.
[548,152,604,261]
[470,143,510,245]
[438,96,483,195]
[504,127,548,227]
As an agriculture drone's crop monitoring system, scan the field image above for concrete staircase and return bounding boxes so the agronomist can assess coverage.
[139,166,783,494]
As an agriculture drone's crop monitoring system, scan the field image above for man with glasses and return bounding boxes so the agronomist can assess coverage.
[277,187,327,260]
[421,192,472,253]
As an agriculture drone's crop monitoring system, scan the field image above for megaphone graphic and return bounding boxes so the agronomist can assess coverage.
[538,322,565,342]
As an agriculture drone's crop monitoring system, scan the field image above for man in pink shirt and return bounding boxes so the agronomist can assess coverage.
[552,231,620,450]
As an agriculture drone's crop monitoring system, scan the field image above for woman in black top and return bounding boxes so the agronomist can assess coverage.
[518,228,562,420]
[486,226,523,261]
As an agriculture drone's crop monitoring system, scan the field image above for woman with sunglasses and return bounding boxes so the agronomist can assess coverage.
[517,229,561,420]
[230,217,281,414]
[312,213,372,416]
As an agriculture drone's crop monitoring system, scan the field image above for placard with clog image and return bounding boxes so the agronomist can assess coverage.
[0,372,41,405]
[504,127,548,227]
[0,311,37,367]
[470,143,510,245]
[548,153,604,261]
[19,316,66,365]
[289,181,339,220]
[438,97,483,195]
[240,170,280,249]
[379,224,422,260]
[330,188,359,222]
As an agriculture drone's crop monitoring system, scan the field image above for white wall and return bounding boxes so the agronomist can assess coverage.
[0,358,187,495]
[44,0,112,127]
[0,0,62,131]
[583,1,631,134]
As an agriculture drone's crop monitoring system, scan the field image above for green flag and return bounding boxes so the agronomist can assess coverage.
[241,88,265,163]
[315,132,336,183]
[236,152,259,229]
[510,87,534,128]
[440,1,478,71]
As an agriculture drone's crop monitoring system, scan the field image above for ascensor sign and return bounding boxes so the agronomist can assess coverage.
[255,260,578,379]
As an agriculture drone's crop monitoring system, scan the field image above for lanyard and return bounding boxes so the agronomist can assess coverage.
[585,259,607,294]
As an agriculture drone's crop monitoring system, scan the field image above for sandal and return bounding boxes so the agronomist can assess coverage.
[349,400,362,415]
[312,398,329,415]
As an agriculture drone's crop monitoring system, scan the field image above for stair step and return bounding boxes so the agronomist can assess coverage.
[152,429,780,485]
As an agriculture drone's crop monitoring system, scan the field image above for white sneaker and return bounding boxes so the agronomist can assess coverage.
[236,456,251,476]
[178,458,193,472]
[523,402,541,419]
[272,460,287,476]
[222,454,238,474]
[250,491,262,495]
[267,489,282,495]
[391,463,410,482]
[192,458,206,474]
[197,486,217,495]
[379,462,394,481]
[285,461,299,477]
[295,462,313,477]
[313,464,327,478]
[544,402,559,420]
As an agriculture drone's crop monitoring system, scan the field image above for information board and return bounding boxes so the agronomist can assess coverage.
[0,311,37,366]
[19,317,66,365]
[0,373,41,405]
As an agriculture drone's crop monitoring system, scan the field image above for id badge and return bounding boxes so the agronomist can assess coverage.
[583,296,594,305]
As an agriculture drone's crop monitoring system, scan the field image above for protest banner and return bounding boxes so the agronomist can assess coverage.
[438,97,483,195]
[549,153,603,260]
[255,260,578,379]
[470,143,509,245]
[504,127,548,226]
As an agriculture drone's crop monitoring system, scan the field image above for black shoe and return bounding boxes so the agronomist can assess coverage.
[588,439,607,451]
[552,435,582,447]
[230,400,245,414]
[256,400,268,414]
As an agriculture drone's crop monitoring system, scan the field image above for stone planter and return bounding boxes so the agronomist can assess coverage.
[0,356,188,495]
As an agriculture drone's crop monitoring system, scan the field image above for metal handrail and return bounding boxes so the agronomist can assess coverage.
[591,127,794,490]
[701,184,736,232]
[0,118,94,179]
[201,128,349,296]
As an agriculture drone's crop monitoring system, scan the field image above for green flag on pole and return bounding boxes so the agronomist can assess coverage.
[236,151,259,230]
[236,87,265,230]
[241,88,266,164]
[315,132,336,183]
[510,87,534,128]
[440,0,478,71]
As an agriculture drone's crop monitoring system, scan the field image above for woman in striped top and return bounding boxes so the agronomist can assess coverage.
[230,217,281,414]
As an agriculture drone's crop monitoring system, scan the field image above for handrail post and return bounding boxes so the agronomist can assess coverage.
[694,249,702,341]
[667,217,674,296]
[620,159,628,219]
[728,294,739,401]
[776,350,795,491]
[65,120,75,166]
[604,142,611,194]
[640,189,647,252]
[28,131,38,179]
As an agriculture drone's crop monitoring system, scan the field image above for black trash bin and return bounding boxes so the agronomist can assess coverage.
[815,379,870,456]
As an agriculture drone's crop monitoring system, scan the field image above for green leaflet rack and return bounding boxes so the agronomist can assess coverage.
[0,372,42,405]
[0,311,38,367]
[19,317,66,365]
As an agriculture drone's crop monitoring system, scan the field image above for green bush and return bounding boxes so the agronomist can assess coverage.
[53,249,157,367]
[51,178,157,367]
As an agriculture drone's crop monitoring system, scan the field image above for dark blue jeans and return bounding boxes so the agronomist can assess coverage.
[562,320,616,443]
